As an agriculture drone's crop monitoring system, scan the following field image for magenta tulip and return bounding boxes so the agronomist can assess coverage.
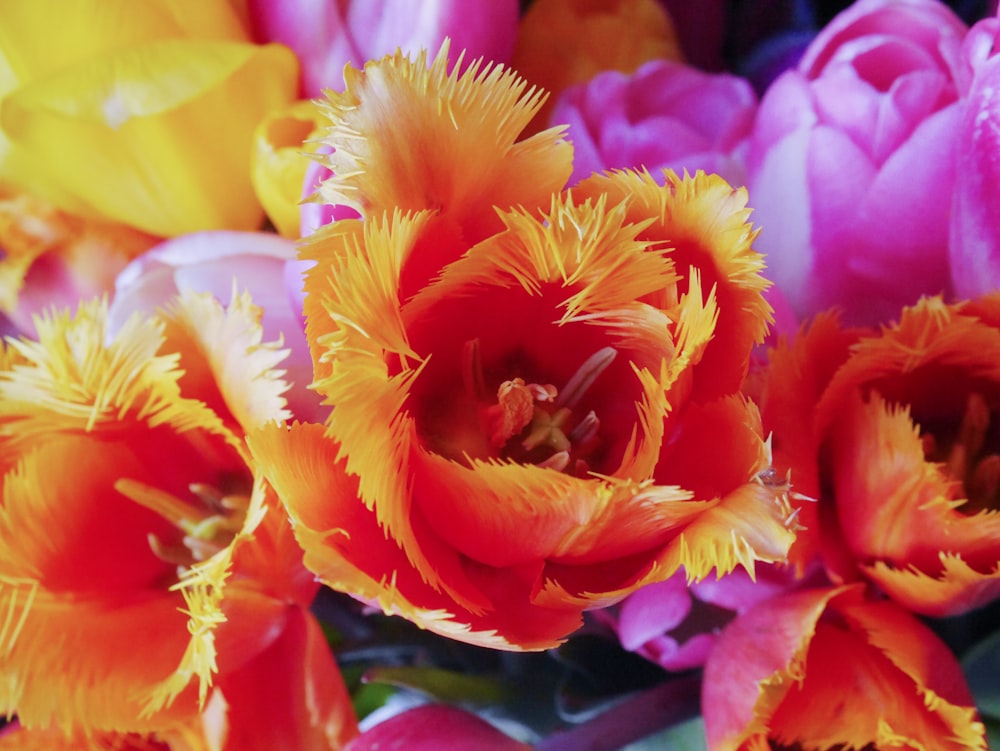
[745,0,968,325]
[550,59,757,187]
[247,0,520,98]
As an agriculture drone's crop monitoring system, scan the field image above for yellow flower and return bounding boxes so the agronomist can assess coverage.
[0,0,298,236]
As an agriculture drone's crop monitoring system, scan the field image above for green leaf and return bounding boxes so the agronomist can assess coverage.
[363,665,512,705]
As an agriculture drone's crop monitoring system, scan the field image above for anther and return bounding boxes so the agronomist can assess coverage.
[554,347,618,410]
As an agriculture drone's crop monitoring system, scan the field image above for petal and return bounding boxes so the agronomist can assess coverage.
[345,705,529,751]
[214,608,359,751]
[250,99,324,238]
[315,43,572,247]
[1,40,298,236]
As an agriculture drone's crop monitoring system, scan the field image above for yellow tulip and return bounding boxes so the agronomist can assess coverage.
[250,98,325,238]
[0,0,298,237]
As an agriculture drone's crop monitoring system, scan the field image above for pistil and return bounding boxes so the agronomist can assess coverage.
[462,339,618,475]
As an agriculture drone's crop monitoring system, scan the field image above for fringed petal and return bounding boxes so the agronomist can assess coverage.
[314,42,572,241]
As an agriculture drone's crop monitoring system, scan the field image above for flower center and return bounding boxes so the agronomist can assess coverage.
[115,477,251,573]
[921,392,1000,514]
[462,339,617,475]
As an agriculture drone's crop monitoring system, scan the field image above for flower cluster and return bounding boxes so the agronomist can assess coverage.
[0,1,998,750]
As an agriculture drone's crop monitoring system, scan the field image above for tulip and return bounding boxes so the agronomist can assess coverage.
[950,16,1000,298]
[249,43,797,652]
[548,59,757,188]
[245,0,520,99]
[759,295,1000,617]
[0,189,158,335]
[703,585,987,750]
[108,230,324,422]
[345,705,531,751]
[512,0,683,134]
[0,0,298,237]
[745,0,969,325]
[0,295,356,746]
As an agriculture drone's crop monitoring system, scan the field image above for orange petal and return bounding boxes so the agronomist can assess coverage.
[314,42,572,244]
[575,169,771,401]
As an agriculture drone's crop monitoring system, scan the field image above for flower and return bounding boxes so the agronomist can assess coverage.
[760,295,1000,616]
[511,0,683,134]
[702,585,987,751]
[250,99,326,239]
[0,292,356,744]
[344,705,530,751]
[251,64,798,648]
[603,562,812,672]
[744,0,969,325]
[950,15,1000,299]
[245,0,521,99]
[108,230,323,421]
[548,59,757,187]
[0,188,158,335]
[0,0,298,237]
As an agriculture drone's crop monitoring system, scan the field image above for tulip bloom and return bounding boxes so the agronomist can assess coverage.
[0,294,355,745]
[0,189,158,335]
[761,296,1000,616]
[745,0,968,324]
[108,230,323,421]
[549,59,757,188]
[703,585,987,751]
[0,0,298,237]
[950,16,1000,299]
[345,705,530,751]
[246,0,520,99]
[511,0,683,134]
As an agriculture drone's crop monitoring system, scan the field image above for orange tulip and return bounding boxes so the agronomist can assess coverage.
[0,293,356,745]
[702,585,987,751]
[253,143,796,650]
[759,295,1000,616]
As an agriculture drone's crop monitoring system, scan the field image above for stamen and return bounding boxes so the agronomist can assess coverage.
[554,347,618,409]
[117,479,211,530]
[568,411,600,445]
[538,451,571,472]
[969,454,1000,509]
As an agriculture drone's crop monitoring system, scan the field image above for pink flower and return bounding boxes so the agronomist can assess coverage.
[602,563,813,673]
[950,16,1000,299]
[745,0,968,325]
[108,231,323,421]
[549,59,757,187]
[345,705,531,751]
[246,0,520,98]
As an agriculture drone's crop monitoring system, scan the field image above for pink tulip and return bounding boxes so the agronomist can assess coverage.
[745,0,968,325]
[345,705,531,751]
[246,0,520,98]
[600,563,813,673]
[108,231,324,421]
[950,16,1000,298]
[549,59,757,187]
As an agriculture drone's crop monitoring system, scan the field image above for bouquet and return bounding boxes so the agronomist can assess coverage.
[0,1,998,749]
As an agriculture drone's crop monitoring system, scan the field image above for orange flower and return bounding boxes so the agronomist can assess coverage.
[252,102,797,650]
[702,585,987,751]
[0,293,356,746]
[760,295,1000,616]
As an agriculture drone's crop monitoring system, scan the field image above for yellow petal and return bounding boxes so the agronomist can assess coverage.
[1,40,298,236]
[250,99,325,238]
